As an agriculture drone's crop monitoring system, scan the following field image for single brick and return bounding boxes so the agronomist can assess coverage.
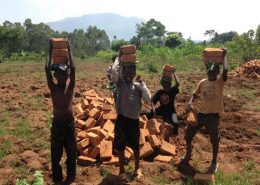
[77,130,88,139]
[99,129,108,140]
[76,120,86,129]
[102,103,112,111]
[76,112,86,120]
[160,140,176,156]
[81,99,89,110]
[74,103,84,115]
[77,138,90,150]
[154,155,173,163]
[89,108,101,120]
[85,117,97,129]
[87,126,101,136]
[87,145,100,159]
[77,156,96,166]
[103,111,117,121]
[103,120,114,133]
[100,140,113,161]
[139,130,146,145]
[147,119,160,135]
[140,142,153,158]
[148,135,161,148]
[105,98,114,105]
[86,132,100,146]
[103,156,119,165]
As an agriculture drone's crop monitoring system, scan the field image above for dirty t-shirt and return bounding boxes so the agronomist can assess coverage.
[152,86,179,113]
[193,77,225,114]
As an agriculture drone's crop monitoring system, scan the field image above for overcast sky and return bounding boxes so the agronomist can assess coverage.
[1,0,259,40]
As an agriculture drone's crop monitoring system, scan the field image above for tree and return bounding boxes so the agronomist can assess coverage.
[256,24,260,44]
[165,32,184,48]
[111,39,128,52]
[136,18,166,47]
[204,29,217,41]
[230,30,260,61]
[85,26,110,56]
[0,20,28,57]
[211,31,238,43]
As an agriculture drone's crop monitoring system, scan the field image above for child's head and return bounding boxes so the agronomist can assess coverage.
[206,61,220,81]
[160,77,172,91]
[53,64,68,85]
[122,65,136,83]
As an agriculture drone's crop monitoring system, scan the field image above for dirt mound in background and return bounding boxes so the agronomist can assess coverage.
[229,60,260,79]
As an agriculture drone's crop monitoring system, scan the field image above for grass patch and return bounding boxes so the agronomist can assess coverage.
[0,141,12,159]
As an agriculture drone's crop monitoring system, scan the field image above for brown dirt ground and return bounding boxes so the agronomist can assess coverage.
[0,62,259,184]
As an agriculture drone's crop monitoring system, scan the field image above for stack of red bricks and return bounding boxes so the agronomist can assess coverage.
[229,60,260,79]
[74,89,177,166]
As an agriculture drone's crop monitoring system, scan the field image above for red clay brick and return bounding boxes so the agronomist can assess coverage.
[160,140,176,156]
[148,135,161,148]
[100,140,113,161]
[76,120,86,129]
[103,111,117,121]
[77,156,96,166]
[154,155,173,163]
[81,99,89,110]
[89,108,101,120]
[99,129,108,140]
[86,132,100,146]
[147,119,160,135]
[85,117,97,129]
[105,98,114,105]
[140,142,153,158]
[103,156,119,165]
[87,145,100,159]
[76,112,86,120]
[102,120,114,133]
[74,103,84,115]
[77,131,88,139]
[139,130,146,145]
[77,138,90,150]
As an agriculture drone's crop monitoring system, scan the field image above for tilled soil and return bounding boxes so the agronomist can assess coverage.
[0,62,259,184]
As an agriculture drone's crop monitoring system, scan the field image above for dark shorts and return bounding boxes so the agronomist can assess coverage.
[185,113,220,144]
[114,114,140,151]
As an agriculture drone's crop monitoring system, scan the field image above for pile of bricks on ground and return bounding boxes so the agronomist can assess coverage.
[229,60,260,79]
[73,89,177,166]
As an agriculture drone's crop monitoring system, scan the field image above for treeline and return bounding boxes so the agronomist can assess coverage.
[0,18,259,63]
[0,19,110,59]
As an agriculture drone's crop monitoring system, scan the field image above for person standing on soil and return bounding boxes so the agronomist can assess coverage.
[45,40,76,185]
[181,50,228,174]
[145,67,180,139]
[112,47,151,183]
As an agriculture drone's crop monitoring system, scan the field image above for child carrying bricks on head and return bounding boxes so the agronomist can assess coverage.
[45,39,76,185]
[145,65,180,139]
[181,49,228,174]
[112,45,151,183]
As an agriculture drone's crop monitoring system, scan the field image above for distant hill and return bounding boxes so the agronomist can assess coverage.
[47,13,144,41]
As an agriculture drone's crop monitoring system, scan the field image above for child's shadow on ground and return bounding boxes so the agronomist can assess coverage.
[98,173,118,185]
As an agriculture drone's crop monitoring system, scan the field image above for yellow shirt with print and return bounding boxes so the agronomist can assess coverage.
[193,77,225,114]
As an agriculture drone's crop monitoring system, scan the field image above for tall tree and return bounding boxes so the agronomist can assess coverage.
[256,24,260,44]
[136,18,166,47]
[165,32,184,48]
